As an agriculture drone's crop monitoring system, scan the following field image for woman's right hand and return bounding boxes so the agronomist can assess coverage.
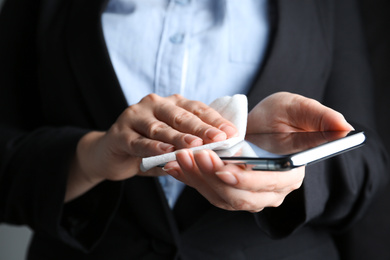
[65,94,238,202]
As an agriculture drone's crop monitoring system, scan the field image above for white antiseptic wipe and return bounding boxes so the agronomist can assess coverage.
[140,94,248,172]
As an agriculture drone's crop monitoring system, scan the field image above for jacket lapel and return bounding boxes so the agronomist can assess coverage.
[66,0,127,131]
[247,0,331,110]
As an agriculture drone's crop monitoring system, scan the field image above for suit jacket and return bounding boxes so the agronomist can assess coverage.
[0,0,388,259]
[333,1,390,259]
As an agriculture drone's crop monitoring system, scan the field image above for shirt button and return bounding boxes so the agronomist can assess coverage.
[169,33,185,44]
[175,0,190,5]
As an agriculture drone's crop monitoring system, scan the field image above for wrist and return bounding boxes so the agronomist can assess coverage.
[65,131,105,202]
[77,131,106,182]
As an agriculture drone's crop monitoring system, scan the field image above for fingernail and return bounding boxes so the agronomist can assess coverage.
[206,128,227,142]
[162,167,179,178]
[216,171,238,185]
[184,134,203,146]
[219,124,238,138]
[159,143,175,152]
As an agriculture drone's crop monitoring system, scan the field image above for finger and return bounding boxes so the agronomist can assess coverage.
[247,92,354,134]
[190,150,265,211]
[163,156,230,211]
[122,97,205,149]
[172,150,228,207]
[193,149,226,174]
[211,183,289,211]
[319,109,355,131]
[168,149,200,186]
[287,95,354,131]
[117,133,175,157]
[132,117,205,149]
[215,165,305,192]
[166,150,293,212]
[154,101,228,143]
[163,161,181,179]
[138,166,167,177]
[175,99,239,138]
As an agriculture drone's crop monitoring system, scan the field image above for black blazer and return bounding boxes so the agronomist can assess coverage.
[0,0,388,259]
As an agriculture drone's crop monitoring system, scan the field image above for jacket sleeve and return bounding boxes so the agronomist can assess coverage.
[255,0,390,238]
[0,0,122,252]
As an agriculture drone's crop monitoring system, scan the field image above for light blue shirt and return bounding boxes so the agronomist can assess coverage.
[102,0,270,208]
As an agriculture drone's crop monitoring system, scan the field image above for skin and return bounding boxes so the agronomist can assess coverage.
[66,93,238,202]
[66,92,354,212]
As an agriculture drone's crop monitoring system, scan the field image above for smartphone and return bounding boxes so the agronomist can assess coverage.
[217,130,366,171]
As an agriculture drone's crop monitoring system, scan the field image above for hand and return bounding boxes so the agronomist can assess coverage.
[246,92,354,134]
[164,149,305,212]
[164,92,352,212]
[66,94,238,202]
[245,130,349,155]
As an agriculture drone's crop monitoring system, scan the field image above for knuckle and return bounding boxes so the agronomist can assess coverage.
[147,121,168,138]
[193,126,207,137]
[266,182,278,192]
[141,93,160,103]
[123,104,140,117]
[250,208,264,213]
[123,106,134,117]
[173,111,193,126]
[265,177,279,192]
[173,134,191,147]
[212,201,229,211]
[125,134,138,150]
[109,123,121,135]
[270,197,285,208]
[191,102,210,116]
[171,93,184,100]
[231,198,255,211]
[292,181,303,190]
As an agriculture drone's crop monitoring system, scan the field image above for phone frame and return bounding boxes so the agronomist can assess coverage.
[219,130,366,171]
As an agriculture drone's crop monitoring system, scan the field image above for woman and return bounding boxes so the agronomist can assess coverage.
[0,0,387,259]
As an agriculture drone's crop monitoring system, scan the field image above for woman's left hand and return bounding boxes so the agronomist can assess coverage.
[164,149,304,212]
[163,92,353,212]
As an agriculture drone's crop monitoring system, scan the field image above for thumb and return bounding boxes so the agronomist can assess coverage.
[288,95,354,131]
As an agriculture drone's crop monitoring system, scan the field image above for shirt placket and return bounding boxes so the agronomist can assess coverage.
[154,0,192,97]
